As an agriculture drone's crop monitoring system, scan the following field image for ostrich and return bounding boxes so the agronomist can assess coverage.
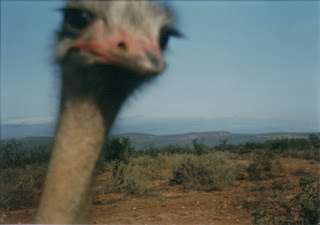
[35,0,180,224]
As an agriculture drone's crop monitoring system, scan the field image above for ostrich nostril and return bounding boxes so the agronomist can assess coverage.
[117,42,127,51]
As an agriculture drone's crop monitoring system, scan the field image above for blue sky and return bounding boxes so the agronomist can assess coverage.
[1,1,319,136]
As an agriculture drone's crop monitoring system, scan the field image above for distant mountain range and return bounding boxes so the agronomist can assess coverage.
[115,131,314,149]
[1,124,55,139]
[2,115,318,150]
[8,131,316,151]
[2,116,318,140]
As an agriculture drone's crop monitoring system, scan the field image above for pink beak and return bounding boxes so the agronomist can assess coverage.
[73,22,165,75]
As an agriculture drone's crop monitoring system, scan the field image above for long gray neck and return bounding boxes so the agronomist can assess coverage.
[35,65,143,224]
[36,96,106,223]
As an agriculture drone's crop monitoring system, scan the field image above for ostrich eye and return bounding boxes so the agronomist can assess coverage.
[63,8,94,30]
[159,26,181,50]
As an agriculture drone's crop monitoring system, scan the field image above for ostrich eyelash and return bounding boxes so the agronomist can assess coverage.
[159,26,182,50]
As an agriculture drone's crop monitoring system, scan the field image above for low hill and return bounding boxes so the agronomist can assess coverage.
[115,131,312,149]
[5,131,315,150]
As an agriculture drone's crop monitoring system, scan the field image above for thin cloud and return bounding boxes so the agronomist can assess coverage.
[3,117,54,125]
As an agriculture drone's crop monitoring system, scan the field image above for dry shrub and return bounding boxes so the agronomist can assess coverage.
[292,167,309,177]
[170,153,234,191]
[232,163,248,180]
[271,178,294,191]
[130,154,170,180]
[102,161,153,196]
[0,165,47,210]
[124,167,153,196]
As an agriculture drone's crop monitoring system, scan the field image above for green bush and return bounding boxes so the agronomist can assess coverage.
[297,175,320,224]
[0,140,50,170]
[103,137,134,164]
[141,145,161,158]
[309,134,320,149]
[247,151,278,181]
[0,140,27,169]
[27,146,50,165]
[162,144,194,155]
[216,134,320,157]
[192,138,207,156]
[251,174,320,225]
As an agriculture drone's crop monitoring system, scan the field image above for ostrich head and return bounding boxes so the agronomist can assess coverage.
[56,1,181,78]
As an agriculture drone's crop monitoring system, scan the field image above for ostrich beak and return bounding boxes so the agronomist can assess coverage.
[73,23,165,75]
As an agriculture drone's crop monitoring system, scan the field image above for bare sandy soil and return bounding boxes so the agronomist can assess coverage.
[1,157,319,224]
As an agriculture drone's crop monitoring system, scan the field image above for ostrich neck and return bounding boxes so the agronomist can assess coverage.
[36,67,130,224]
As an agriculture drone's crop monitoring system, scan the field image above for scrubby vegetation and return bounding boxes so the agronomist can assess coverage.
[1,134,319,224]
[0,140,49,210]
[0,140,50,170]
[249,174,320,225]
[170,153,234,191]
